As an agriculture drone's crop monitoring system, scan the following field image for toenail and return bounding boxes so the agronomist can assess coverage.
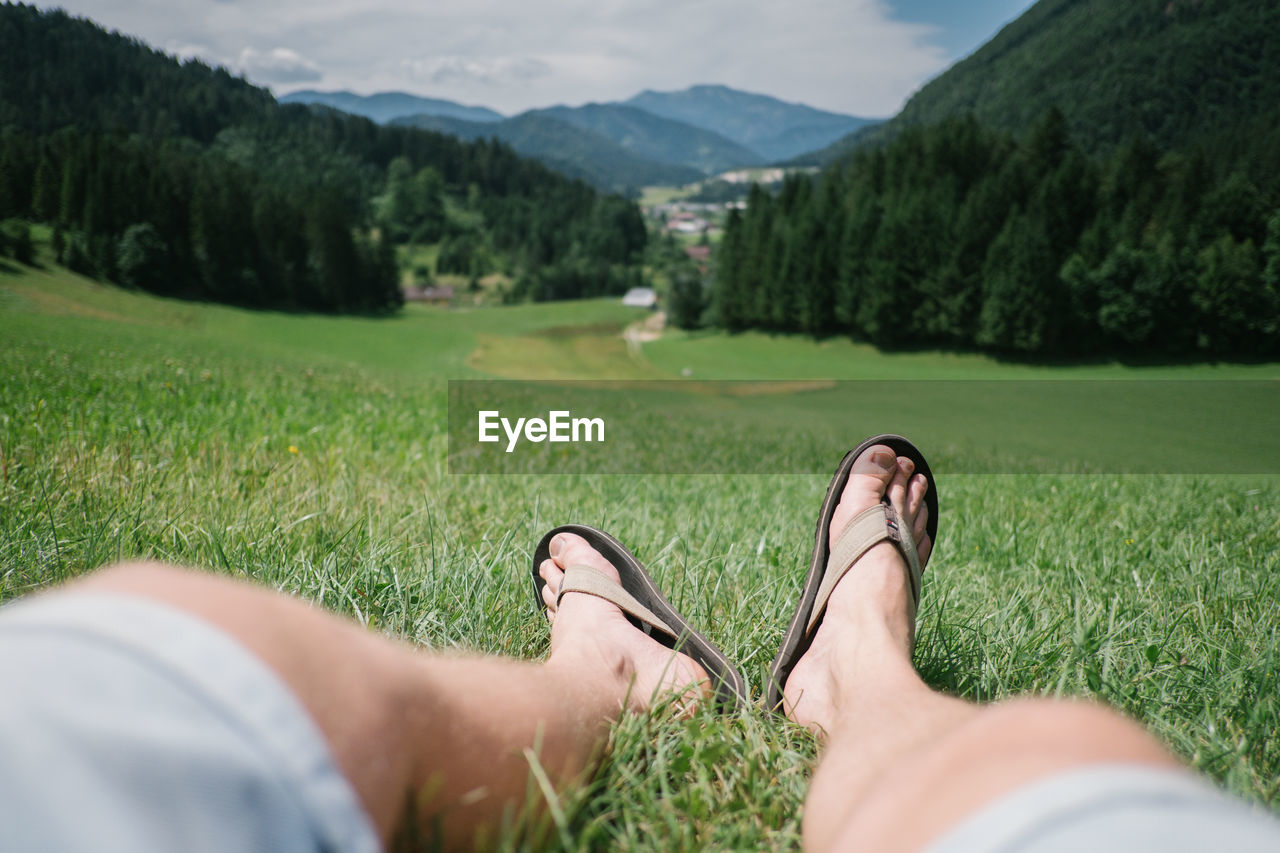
[899,457,915,475]
[549,534,567,556]
[871,449,896,470]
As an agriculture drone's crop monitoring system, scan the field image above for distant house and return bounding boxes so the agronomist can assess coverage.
[404,284,455,305]
[667,217,708,234]
[685,244,711,274]
[622,287,658,309]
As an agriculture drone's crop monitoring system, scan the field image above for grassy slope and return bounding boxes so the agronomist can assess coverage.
[2,259,1278,848]
[646,328,1280,379]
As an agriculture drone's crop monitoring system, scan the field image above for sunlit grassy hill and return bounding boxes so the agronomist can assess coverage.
[3,248,1278,848]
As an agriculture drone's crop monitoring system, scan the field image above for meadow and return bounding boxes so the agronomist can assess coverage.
[2,253,1278,849]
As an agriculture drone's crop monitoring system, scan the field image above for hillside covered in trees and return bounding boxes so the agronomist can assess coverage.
[0,4,647,311]
[706,0,1280,359]
[391,111,704,194]
[807,0,1280,169]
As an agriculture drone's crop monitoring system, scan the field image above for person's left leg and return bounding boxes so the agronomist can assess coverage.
[69,530,707,848]
[786,446,1181,851]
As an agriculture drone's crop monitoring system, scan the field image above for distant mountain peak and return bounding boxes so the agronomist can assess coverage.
[622,84,879,161]
[279,90,503,124]
[526,102,763,174]
[390,111,704,192]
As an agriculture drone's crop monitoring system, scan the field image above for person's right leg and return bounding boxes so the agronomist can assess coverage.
[787,446,1180,851]
[66,529,707,849]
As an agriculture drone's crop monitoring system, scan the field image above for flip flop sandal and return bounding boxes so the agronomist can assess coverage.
[767,434,939,714]
[532,523,749,711]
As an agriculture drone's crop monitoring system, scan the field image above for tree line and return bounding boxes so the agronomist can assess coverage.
[708,111,1280,358]
[0,125,402,312]
[0,4,648,311]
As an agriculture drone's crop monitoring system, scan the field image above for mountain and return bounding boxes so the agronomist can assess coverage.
[808,0,1280,164]
[527,103,763,175]
[0,8,272,139]
[391,112,703,192]
[0,5,649,311]
[712,0,1280,359]
[624,84,879,161]
[285,85,865,178]
[280,89,503,124]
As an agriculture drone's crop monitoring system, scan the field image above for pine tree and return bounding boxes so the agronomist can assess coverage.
[116,223,169,290]
[712,207,746,330]
[1192,235,1264,354]
[31,151,59,220]
[977,211,1062,352]
[668,265,705,330]
[1264,210,1280,293]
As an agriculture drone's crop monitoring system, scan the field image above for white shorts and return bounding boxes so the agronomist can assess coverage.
[929,761,1280,852]
[0,591,380,853]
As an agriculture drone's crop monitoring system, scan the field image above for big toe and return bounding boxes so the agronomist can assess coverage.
[829,444,898,540]
[549,531,623,585]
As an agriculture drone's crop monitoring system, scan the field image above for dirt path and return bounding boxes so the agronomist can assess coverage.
[623,311,666,361]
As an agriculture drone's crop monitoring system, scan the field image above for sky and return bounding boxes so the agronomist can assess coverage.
[52,0,1036,118]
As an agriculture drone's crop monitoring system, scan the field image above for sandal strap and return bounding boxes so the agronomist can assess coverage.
[557,565,678,638]
[806,503,922,637]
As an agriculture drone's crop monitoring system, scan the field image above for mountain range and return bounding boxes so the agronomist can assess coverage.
[279,90,502,124]
[391,112,705,190]
[284,85,878,192]
[625,85,874,161]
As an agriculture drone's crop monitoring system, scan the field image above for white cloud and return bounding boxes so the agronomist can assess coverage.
[234,47,323,85]
[50,0,952,116]
[165,42,210,62]
[401,56,550,87]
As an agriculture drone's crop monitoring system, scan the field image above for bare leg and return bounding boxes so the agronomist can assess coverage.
[788,446,1179,851]
[72,530,707,849]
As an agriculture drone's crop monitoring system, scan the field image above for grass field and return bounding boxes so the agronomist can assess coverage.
[2,254,1279,849]
[639,185,699,207]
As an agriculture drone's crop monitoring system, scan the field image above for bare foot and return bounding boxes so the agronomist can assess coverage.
[784,444,933,733]
[538,532,710,713]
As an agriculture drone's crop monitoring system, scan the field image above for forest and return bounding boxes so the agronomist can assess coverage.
[705,110,1280,358]
[0,4,648,312]
[706,0,1280,358]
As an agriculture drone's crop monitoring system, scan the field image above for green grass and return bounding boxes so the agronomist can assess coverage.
[3,256,1279,848]
[640,184,714,208]
[648,327,1280,379]
[399,242,442,280]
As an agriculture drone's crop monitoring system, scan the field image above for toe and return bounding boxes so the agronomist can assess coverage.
[851,445,899,489]
[540,558,563,618]
[907,471,928,516]
[539,557,562,589]
[548,532,571,561]
[918,532,933,565]
[549,532,622,585]
[913,501,929,543]
[830,444,899,541]
[887,456,913,511]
